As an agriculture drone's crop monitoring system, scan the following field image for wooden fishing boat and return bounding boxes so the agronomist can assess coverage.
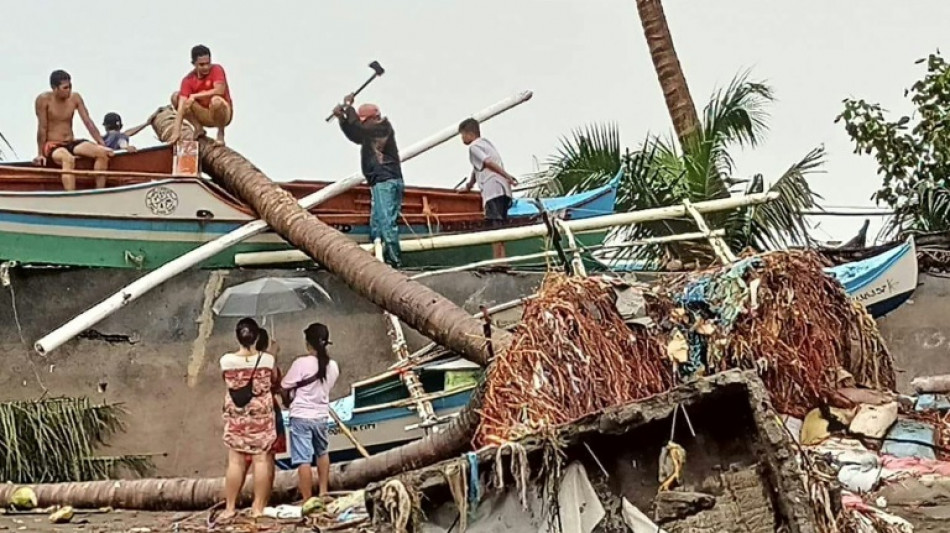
[0,144,617,269]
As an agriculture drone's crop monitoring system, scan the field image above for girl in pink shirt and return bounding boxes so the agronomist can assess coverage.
[281,323,339,499]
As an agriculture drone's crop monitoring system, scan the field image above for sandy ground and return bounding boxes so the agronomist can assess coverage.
[0,509,340,532]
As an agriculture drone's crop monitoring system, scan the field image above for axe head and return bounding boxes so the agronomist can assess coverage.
[369,61,385,77]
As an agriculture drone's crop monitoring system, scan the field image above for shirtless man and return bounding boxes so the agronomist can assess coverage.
[169,45,233,146]
[34,70,114,190]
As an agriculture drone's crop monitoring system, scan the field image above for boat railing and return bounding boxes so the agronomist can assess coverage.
[0,165,193,181]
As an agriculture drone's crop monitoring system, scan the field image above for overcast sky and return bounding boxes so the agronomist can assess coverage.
[3,1,947,242]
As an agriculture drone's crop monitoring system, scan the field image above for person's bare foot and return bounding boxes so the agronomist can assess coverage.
[217,509,237,522]
[215,129,226,146]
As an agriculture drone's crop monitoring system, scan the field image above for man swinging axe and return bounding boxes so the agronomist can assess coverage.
[329,61,404,268]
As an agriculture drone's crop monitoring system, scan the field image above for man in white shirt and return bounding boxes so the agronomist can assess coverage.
[459,118,518,225]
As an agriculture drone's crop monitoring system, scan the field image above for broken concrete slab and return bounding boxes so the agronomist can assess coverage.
[366,370,821,533]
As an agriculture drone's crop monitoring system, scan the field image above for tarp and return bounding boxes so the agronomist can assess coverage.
[422,461,605,533]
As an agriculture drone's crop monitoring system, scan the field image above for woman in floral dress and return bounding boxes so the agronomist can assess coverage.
[219,317,279,519]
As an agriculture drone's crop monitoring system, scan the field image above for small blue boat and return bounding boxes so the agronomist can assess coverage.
[826,236,918,318]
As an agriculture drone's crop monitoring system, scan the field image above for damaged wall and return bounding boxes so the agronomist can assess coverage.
[876,273,950,393]
[0,267,543,478]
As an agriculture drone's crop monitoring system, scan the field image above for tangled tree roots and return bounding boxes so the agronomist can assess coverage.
[476,250,897,445]
[475,274,674,447]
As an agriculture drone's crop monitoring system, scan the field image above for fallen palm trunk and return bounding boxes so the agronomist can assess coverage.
[145,110,509,366]
[0,400,481,510]
[148,109,510,495]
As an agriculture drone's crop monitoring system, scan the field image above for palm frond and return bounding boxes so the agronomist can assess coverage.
[544,123,623,195]
[886,183,950,237]
[679,73,775,203]
[0,397,154,483]
[725,146,826,251]
[701,70,774,149]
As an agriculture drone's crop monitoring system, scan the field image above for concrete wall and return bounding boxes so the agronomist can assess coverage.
[0,268,543,478]
[877,273,950,393]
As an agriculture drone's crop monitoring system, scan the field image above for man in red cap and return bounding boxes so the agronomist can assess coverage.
[333,94,404,267]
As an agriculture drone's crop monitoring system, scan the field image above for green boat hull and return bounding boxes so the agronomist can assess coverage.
[0,229,609,270]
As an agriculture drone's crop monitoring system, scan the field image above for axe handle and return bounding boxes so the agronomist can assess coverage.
[325,73,382,122]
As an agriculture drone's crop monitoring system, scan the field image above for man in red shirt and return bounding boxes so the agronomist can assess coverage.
[169,44,233,146]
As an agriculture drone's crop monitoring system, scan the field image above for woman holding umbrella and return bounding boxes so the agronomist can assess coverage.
[218,318,280,520]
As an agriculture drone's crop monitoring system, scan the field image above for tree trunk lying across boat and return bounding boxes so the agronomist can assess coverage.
[150,107,509,367]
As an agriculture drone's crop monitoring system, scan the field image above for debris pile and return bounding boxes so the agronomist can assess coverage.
[476,250,897,446]
[652,250,896,416]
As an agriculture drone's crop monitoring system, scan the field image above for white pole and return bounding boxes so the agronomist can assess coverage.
[34,91,535,356]
[405,230,723,281]
[235,193,779,266]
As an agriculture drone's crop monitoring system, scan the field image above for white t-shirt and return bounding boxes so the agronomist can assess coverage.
[469,137,512,205]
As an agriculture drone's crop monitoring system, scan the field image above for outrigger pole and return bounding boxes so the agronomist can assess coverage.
[34,91,535,356]
[233,194,778,267]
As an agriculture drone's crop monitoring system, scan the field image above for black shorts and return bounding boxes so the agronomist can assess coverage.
[484,196,512,223]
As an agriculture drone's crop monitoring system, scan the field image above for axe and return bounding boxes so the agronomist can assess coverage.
[325,60,386,122]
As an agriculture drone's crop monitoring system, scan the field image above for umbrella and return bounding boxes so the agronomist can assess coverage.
[212,277,332,318]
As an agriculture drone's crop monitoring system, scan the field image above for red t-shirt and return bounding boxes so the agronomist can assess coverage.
[179,64,232,108]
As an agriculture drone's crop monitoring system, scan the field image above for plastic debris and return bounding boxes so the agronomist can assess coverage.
[881,419,937,461]
[849,402,898,439]
[301,497,326,517]
[801,409,831,445]
[915,394,950,412]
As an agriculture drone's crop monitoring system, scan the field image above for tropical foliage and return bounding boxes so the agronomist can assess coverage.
[837,52,950,238]
[525,73,825,265]
[0,397,154,483]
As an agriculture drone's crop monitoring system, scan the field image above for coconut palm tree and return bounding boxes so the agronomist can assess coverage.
[635,0,701,144]
[531,73,825,265]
